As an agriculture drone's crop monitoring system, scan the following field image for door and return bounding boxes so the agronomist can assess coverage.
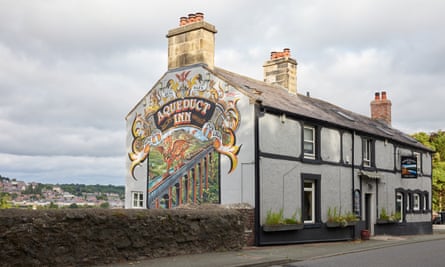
[365,194,372,231]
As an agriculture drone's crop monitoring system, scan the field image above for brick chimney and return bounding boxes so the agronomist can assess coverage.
[263,48,298,94]
[370,91,392,126]
[166,12,217,70]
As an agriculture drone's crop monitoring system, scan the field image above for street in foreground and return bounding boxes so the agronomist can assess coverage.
[285,239,445,267]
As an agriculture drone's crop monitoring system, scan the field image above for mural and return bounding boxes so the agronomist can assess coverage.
[128,69,242,208]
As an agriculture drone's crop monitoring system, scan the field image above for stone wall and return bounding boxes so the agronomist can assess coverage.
[0,206,255,267]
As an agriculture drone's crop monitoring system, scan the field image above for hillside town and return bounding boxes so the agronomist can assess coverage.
[0,176,124,209]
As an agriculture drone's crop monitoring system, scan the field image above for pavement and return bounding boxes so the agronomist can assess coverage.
[102,230,445,267]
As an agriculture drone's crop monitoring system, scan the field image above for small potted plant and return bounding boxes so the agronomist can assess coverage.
[326,207,358,228]
[263,208,304,232]
[377,208,401,224]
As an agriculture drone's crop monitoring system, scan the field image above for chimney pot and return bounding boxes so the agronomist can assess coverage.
[284,48,290,57]
[374,92,380,100]
[195,12,204,22]
[179,17,188,26]
[381,91,387,100]
[188,13,196,23]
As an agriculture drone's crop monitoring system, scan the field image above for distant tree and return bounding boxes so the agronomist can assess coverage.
[413,130,445,211]
[48,202,59,209]
[0,193,12,209]
[68,203,78,209]
[99,202,110,209]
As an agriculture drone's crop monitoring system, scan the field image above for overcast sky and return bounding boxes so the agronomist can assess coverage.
[1,0,444,185]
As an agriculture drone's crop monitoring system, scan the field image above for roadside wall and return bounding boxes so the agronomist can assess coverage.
[0,206,254,267]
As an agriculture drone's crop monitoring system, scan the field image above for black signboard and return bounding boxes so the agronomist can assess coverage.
[401,156,417,178]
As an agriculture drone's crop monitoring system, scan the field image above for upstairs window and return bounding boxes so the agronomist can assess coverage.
[362,138,373,167]
[132,191,144,208]
[304,126,316,159]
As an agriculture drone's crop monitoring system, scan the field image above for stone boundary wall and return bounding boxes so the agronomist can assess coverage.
[0,206,255,267]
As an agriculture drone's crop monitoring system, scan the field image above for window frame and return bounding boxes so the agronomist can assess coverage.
[362,138,373,167]
[303,180,315,223]
[303,125,316,159]
[301,173,321,224]
[395,191,404,222]
[413,193,420,211]
[406,192,411,212]
[132,191,144,208]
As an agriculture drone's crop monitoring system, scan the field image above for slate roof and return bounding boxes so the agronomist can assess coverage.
[210,65,432,152]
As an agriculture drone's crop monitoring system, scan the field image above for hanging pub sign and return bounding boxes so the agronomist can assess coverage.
[401,156,417,178]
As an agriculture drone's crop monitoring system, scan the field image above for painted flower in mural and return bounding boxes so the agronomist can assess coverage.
[128,70,241,180]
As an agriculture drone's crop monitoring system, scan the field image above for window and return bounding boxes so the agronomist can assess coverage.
[406,192,411,212]
[304,126,316,159]
[302,174,320,224]
[132,191,144,208]
[303,181,315,223]
[413,193,420,211]
[362,138,373,167]
[423,194,428,211]
[396,192,403,222]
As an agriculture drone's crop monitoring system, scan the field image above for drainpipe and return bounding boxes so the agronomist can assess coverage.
[254,99,262,246]
[351,130,356,239]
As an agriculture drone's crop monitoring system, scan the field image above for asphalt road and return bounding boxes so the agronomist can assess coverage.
[287,239,445,267]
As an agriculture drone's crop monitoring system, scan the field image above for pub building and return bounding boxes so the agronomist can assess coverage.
[125,13,433,245]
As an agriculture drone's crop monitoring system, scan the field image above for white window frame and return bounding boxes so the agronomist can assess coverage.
[303,180,315,224]
[406,192,411,212]
[363,138,372,167]
[132,191,144,208]
[396,192,404,222]
[413,193,420,211]
[423,194,427,211]
[304,126,316,159]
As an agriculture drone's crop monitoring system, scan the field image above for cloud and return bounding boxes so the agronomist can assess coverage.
[1,0,444,184]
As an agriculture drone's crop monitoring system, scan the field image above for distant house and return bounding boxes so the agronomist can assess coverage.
[125,13,433,245]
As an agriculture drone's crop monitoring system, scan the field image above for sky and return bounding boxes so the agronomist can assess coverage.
[0,0,444,185]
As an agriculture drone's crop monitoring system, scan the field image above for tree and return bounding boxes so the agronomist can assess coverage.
[99,202,110,209]
[413,131,445,211]
[0,193,12,209]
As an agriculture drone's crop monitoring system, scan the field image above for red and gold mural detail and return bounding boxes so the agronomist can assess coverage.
[128,70,241,204]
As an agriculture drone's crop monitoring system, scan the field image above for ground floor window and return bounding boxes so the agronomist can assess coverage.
[301,173,321,224]
[396,192,403,222]
[413,193,420,211]
[396,188,429,219]
[132,191,144,208]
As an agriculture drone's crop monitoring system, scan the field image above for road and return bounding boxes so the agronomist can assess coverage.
[285,239,445,267]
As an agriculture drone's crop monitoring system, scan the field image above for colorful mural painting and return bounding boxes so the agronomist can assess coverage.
[128,69,241,208]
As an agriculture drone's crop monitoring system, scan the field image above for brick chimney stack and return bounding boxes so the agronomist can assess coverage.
[263,48,298,94]
[371,91,392,126]
[167,12,217,70]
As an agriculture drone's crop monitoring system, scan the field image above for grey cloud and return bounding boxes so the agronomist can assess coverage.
[1,0,444,184]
